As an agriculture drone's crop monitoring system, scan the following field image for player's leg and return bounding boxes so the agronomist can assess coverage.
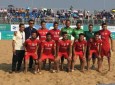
[17,50,25,71]
[97,55,101,72]
[61,56,64,70]
[29,57,33,69]
[92,53,96,69]
[87,51,93,71]
[80,56,85,72]
[107,51,111,71]
[55,56,61,72]
[24,53,30,73]
[11,51,18,73]
[71,54,78,71]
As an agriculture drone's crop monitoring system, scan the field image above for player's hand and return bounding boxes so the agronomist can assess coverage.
[25,52,27,55]
[13,49,16,55]
[111,48,114,52]
[68,56,72,60]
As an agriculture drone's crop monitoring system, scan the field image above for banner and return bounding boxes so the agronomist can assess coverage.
[0,32,1,40]
[111,32,115,40]
[0,24,11,31]
[1,31,14,40]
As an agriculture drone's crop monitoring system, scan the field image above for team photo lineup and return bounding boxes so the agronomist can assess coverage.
[10,19,114,74]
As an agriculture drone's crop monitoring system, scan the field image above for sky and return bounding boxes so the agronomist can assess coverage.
[0,0,115,11]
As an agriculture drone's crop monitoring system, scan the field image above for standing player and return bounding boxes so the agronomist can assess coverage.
[72,22,84,40]
[37,21,49,68]
[84,24,96,69]
[87,33,102,72]
[24,31,39,73]
[38,33,56,73]
[49,22,60,43]
[99,23,113,71]
[55,32,72,72]
[72,33,87,72]
[60,20,73,70]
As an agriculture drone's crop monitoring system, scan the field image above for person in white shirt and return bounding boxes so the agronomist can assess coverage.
[10,23,25,73]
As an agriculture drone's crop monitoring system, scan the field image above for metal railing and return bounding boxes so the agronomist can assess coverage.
[0,17,115,25]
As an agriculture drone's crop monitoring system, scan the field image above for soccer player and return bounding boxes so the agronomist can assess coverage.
[38,33,56,73]
[49,22,60,43]
[84,24,96,69]
[87,33,102,72]
[60,20,73,70]
[55,32,72,72]
[72,22,84,40]
[37,21,49,68]
[24,31,39,73]
[72,33,87,72]
[99,23,113,71]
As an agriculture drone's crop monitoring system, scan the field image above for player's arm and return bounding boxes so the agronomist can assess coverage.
[40,44,44,59]
[12,32,17,54]
[56,42,60,57]
[98,42,102,57]
[83,43,87,58]
[110,35,114,51]
[72,41,76,56]
[53,42,56,58]
[69,42,72,58]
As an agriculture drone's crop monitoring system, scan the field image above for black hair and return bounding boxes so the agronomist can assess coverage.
[66,19,71,23]
[88,24,93,27]
[94,32,100,36]
[79,33,85,37]
[102,23,107,26]
[28,19,35,23]
[19,23,24,27]
[53,21,58,26]
[41,21,46,25]
[31,31,37,34]
[76,21,81,25]
[46,32,51,36]
[62,32,68,36]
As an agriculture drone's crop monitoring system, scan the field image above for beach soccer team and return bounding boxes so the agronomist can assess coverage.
[11,19,113,74]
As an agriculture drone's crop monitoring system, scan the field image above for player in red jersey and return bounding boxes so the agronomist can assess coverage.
[87,33,102,72]
[99,23,113,71]
[72,33,87,72]
[37,21,49,68]
[24,31,39,73]
[38,33,56,73]
[49,22,60,43]
[55,32,72,72]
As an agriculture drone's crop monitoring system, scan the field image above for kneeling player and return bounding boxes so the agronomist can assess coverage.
[72,33,87,72]
[24,31,39,73]
[38,33,56,73]
[87,33,102,72]
[55,32,72,72]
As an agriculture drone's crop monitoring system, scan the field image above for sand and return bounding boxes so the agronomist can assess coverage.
[0,40,115,85]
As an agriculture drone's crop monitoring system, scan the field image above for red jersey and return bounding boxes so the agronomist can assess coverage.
[58,39,72,53]
[99,29,111,49]
[73,40,87,52]
[25,39,39,53]
[88,39,102,50]
[49,29,60,41]
[37,28,49,41]
[41,40,55,55]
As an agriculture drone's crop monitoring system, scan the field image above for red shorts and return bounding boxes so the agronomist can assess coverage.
[40,54,55,61]
[58,52,69,59]
[101,48,110,57]
[25,52,38,60]
[75,51,84,59]
[89,50,99,58]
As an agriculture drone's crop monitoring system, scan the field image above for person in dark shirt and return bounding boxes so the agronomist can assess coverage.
[24,19,37,69]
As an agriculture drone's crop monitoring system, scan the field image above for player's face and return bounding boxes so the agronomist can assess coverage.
[89,26,93,31]
[95,35,99,40]
[66,21,71,27]
[77,23,81,29]
[54,24,58,29]
[41,22,46,28]
[63,34,68,40]
[102,25,107,30]
[46,35,51,41]
[79,35,84,41]
[29,21,34,28]
[20,25,25,32]
[31,33,37,39]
